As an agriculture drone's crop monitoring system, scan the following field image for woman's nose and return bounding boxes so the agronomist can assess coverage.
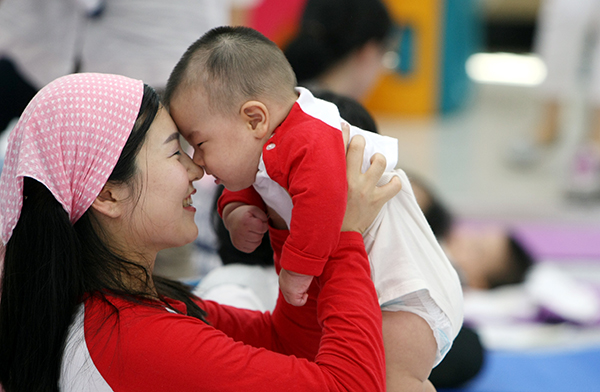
[184,153,204,181]
[190,162,204,181]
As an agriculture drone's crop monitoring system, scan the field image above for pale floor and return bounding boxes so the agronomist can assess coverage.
[377,81,600,225]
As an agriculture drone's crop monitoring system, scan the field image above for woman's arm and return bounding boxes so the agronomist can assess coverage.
[86,232,381,392]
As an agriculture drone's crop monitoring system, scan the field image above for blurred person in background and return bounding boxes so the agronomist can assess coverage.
[410,176,534,291]
[509,0,600,200]
[0,0,84,135]
[0,0,256,136]
[283,0,394,102]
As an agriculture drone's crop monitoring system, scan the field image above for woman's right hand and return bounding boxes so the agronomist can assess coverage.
[342,135,401,233]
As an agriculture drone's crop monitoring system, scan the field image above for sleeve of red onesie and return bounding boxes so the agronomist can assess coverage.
[217,186,266,218]
[264,123,348,277]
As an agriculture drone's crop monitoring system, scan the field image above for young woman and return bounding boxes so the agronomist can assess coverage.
[0,72,399,392]
[284,0,394,101]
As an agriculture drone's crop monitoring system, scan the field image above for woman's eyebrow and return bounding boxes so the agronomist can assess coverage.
[163,132,180,144]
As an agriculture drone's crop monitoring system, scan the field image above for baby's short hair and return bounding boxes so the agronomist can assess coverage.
[165,26,297,115]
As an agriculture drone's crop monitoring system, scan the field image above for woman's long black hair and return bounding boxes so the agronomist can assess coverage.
[0,84,206,392]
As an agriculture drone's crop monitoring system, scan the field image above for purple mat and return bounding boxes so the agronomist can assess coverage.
[455,219,600,262]
[512,223,600,261]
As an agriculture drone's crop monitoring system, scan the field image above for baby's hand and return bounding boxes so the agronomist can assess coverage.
[279,269,313,306]
[224,204,269,253]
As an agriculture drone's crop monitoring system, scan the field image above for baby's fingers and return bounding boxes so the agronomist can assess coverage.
[282,291,308,307]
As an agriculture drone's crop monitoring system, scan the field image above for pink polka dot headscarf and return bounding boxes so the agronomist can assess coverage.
[0,73,144,245]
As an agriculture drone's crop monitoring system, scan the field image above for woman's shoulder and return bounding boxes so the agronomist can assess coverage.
[61,294,219,391]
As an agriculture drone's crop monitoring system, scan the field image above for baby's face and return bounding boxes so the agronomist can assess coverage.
[445,224,510,290]
[170,89,263,191]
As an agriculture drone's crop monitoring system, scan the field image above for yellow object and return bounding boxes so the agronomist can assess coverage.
[364,0,443,116]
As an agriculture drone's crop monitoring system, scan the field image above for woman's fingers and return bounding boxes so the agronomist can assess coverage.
[376,174,402,205]
[345,134,366,177]
[369,153,402,204]
[341,121,350,148]
[343,136,401,233]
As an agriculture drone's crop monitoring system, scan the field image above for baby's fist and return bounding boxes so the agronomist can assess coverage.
[225,204,268,253]
[279,269,313,306]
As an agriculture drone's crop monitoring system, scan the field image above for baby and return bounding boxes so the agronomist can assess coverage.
[164,26,463,392]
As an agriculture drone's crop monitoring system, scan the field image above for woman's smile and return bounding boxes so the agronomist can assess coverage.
[183,191,195,211]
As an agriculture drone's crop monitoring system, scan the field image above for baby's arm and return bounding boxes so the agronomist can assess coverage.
[222,202,269,254]
[277,123,347,307]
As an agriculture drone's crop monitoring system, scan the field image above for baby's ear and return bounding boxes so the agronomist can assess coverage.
[241,100,269,139]
[90,183,128,218]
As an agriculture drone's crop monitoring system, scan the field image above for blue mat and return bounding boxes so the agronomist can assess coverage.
[440,346,600,392]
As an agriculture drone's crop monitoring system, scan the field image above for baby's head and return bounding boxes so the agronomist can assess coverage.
[165,26,297,115]
[164,26,298,191]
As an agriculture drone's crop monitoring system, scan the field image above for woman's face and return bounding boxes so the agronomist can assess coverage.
[121,108,204,260]
[358,40,388,99]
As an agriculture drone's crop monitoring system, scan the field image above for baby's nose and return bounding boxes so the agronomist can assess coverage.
[192,151,205,167]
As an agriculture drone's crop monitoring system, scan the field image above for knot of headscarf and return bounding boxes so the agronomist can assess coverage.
[0,73,143,245]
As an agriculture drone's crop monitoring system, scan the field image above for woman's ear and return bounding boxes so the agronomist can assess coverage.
[240,101,269,139]
[90,184,127,218]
